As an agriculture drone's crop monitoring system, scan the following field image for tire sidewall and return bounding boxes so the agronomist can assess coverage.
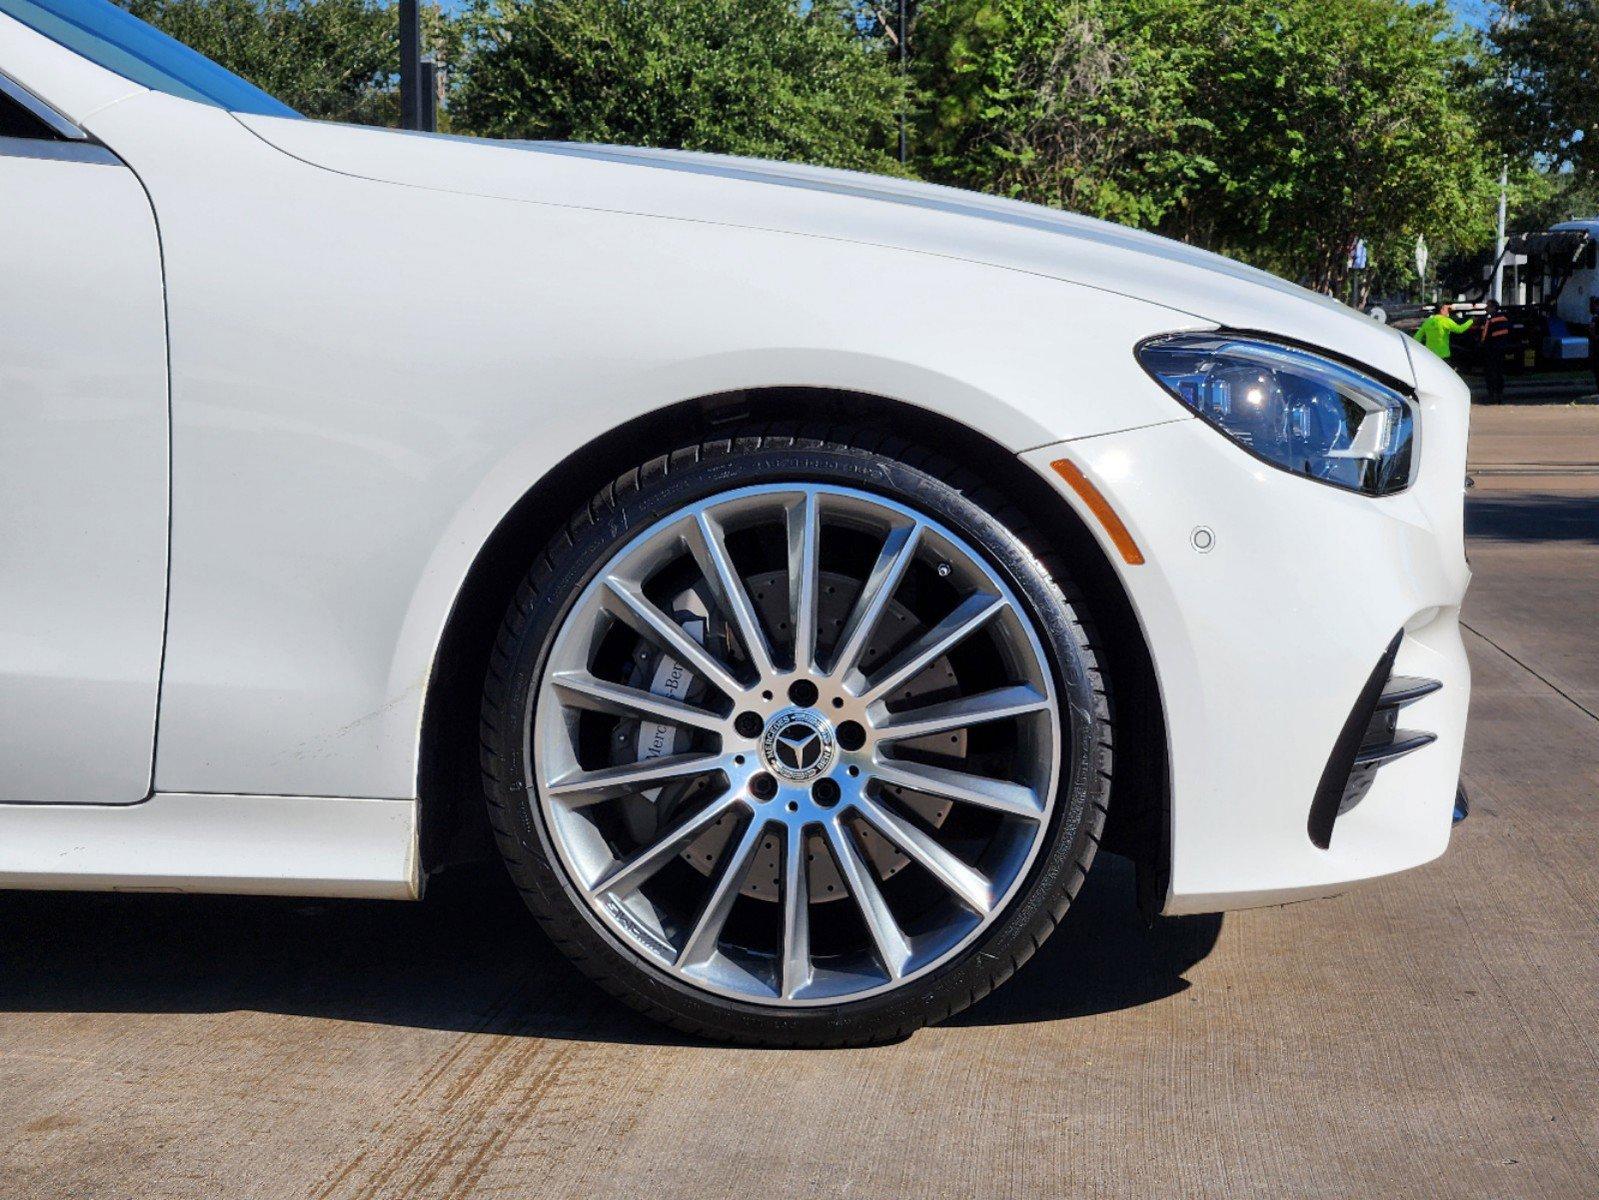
[485,440,1103,1044]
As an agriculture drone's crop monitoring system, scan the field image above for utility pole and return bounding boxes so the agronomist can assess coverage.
[1489,22,1510,307]
[399,0,425,132]
[897,0,908,165]
[1492,159,1508,304]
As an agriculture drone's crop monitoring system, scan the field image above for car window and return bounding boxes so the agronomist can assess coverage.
[0,81,62,139]
[0,0,298,118]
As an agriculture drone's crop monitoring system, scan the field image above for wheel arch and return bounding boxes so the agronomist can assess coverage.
[417,389,1169,909]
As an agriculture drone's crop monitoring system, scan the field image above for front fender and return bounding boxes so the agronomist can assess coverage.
[82,90,1198,801]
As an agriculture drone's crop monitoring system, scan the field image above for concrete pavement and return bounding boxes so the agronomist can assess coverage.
[1,406,1594,1200]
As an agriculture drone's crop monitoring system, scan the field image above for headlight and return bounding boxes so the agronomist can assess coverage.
[1136,332,1416,496]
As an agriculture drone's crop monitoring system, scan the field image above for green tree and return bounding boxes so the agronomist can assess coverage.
[1508,167,1599,230]
[1158,0,1500,291]
[118,0,454,125]
[1488,0,1599,175]
[910,0,1207,226]
[911,0,1501,292]
[451,0,908,173]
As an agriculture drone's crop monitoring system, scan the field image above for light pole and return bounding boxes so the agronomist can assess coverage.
[1489,23,1510,307]
[897,0,909,165]
[1492,159,1508,304]
[399,0,434,133]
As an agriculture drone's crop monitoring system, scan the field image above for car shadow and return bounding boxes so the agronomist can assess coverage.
[946,854,1222,1029]
[1466,490,1599,545]
[0,853,1219,1046]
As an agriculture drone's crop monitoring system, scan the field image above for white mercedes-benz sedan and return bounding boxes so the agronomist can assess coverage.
[0,1,1470,1045]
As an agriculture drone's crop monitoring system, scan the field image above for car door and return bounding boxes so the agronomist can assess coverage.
[0,76,168,803]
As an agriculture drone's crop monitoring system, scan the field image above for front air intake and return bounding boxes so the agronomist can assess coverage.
[1307,633,1440,849]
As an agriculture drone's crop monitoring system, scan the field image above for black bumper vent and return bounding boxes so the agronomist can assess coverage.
[1308,634,1440,849]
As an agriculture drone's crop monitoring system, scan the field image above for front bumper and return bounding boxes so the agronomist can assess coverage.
[1024,352,1471,915]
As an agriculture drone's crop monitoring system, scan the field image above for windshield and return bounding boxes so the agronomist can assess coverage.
[0,0,298,117]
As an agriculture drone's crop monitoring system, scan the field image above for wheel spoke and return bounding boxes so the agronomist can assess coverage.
[601,577,745,699]
[780,824,813,999]
[589,791,745,898]
[874,684,1049,742]
[855,593,1007,705]
[550,670,726,734]
[823,816,913,980]
[688,511,778,680]
[546,750,726,806]
[854,796,994,916]
[826,521,921,681]
[871,758,1044,820]
[678,815,770,968]
[785,492,822,674]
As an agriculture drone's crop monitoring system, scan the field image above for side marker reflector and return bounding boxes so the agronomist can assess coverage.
[1049,459,1145,566]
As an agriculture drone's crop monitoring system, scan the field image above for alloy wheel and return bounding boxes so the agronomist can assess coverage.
[530,483,1060,1006]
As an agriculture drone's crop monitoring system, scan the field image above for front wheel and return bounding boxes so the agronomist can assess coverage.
[480,432,1112,1045]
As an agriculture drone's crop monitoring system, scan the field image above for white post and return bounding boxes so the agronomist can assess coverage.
[1492,160,1508,304]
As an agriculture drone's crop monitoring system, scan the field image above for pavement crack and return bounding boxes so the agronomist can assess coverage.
[1461,621,1599,725]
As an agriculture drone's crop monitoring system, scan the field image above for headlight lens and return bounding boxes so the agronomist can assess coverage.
[1136,333,1416,496]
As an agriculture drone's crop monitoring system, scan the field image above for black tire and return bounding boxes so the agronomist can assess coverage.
[479,429,1112,1046]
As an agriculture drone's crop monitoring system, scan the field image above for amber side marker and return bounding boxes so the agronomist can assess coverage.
[1049,459,1145,566]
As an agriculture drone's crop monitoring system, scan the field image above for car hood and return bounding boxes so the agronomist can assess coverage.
[238,116,1415,384]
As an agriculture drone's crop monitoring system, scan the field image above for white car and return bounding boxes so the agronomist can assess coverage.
[0,2,1470,1045]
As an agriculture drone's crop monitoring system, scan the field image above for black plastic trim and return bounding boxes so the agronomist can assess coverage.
[1308,631,1403,850]
[1377,675,1443,709]
[1352,730,1437,766]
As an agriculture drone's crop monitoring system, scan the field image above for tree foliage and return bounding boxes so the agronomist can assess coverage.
[1170,0,1498,289]
[116,0,427,124]
[911,0,1204,226]
[1489,0,1599,175]
[911,0,1500,290]
[451,0,908,174]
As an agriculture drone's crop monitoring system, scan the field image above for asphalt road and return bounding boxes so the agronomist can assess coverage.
[2,405,1595,1200]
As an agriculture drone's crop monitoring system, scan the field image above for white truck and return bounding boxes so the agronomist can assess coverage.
[1498,219,1597,364]
[1547,219,1599,336]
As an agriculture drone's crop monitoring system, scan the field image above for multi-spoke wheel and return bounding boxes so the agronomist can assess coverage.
[482,434,1111,1045]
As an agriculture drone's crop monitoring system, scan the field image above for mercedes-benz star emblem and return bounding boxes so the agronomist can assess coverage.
[777,724,822,771]
[761,709,837,782]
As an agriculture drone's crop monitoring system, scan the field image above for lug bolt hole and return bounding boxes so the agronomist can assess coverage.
[831,696,844,709]
[734,711,764,738]
[836,721,866,752]
[786,800,800,813]
[787,679,819,708]
[847,765,860,778]
[750,773,778,802]
[812,778,841,807]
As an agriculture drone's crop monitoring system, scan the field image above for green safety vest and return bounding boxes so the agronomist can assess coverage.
[1414,313,1474,359]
